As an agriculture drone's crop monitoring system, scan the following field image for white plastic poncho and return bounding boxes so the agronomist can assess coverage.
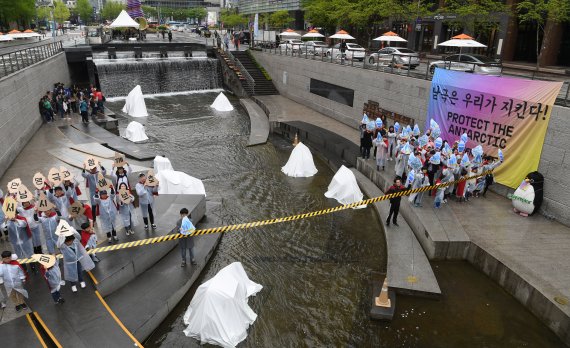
[0,262,28,298]
[324,165,364,207]
[281,142,318,178]
[122,85,148,117]
[124,121,149,142]
[210,92,234,112]
[183,262,262,348]
[57,231,95,283]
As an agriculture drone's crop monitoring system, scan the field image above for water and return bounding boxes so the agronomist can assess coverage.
[94,58,222,97]
[105,93,565,348]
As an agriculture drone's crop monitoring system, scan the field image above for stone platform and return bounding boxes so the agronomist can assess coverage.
[240,98,269,146]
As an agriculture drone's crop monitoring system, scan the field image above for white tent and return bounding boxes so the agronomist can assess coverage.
[109,10,140,29]
[122,85,148,117]
[281,142,318,177]
[152,155,206,196]
[324,165,365,207]
[373,31,407,46]
[210,92,234,112]
[183,262,262,348]
[123,121,149,142]
[329,30,355,40]
[278,29,301,37]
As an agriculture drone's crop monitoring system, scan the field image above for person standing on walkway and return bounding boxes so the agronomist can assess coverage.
[35,207,60,255]
[82,162,106,223]
[175,208,196,267]
[17,200,43,255]
[79,97,89,123]
[57,230,95,293]
[6,217,34,263]
[136,173,158,230]
[80,223,99,263]
[0,251,28,312]
[386,177,406,227]
[361,126,374,159]
[386,126,396,161]
[94,189,119,243]
[224,33,229,51]
[39,255,65,305]
[117,183,136,236]
[168,30,173,43]
[47,186,72,221]
[111,162,132,190]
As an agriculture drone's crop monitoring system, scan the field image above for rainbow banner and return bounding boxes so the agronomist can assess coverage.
[428,69,562,188]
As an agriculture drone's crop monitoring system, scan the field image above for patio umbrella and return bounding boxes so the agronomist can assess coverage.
[329,30,355,40]
[279,29,301,37]
[373,31,407,47]
[438,33,486,59]
[22,29,41,37]
[8,29,21,34]
[302,29,324,38]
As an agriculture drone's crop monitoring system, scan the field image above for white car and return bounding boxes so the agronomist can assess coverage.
[326,43,366,61]
[368,47,420,69]
[304,41,328,55]
[279,39,304,53]
[429,54,502,76]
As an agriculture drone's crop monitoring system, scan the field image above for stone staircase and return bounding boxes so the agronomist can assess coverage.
[231,50,279,96]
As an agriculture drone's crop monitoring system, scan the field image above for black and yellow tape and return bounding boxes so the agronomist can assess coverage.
[17,169,493,264]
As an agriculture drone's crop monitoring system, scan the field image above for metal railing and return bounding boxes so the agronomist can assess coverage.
[0,41,63,79]
[226,49,255,95]
[254,40,570,107]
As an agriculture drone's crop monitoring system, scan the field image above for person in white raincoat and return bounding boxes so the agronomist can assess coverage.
[17,200,43,254]
[0,251,28,311]
[57,230,95,292]
[81,163,106,223]
[94,189,120,243]
[394,139,409,178]
[34,207,61,254]
[116,183,137,236]
[6,218,33,259]
[111,163,132,189]
[47,186,72,220]
[409,167,430,207]
[373,135,388,171]
[136,173,158,230]
[40,260,65,304]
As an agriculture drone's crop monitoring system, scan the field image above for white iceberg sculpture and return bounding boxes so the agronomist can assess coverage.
[210,92,234,112]
[183,262,262,348]
[281,142,318,177]
[122,85,148,117]
[153,155,174,173]
[123,121,149,142]
[153,156,206,196]
[324,165,364,207]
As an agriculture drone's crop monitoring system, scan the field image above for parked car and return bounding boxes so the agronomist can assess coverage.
[304,40,328,55]
[368,47,420,69]
[279,39,305,53]
[429,54,502,76]
[326,43,366,61]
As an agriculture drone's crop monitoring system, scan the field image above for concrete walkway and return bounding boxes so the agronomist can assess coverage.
[254,94,570,344]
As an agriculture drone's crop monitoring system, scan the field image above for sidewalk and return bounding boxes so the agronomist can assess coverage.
[255,94,570,344]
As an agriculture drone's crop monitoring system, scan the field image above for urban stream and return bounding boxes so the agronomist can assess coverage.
[106,92,564,347]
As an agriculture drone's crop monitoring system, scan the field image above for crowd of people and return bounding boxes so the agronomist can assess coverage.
[39,83,106,124]
[359,114,503,226]
[0,156,202,312]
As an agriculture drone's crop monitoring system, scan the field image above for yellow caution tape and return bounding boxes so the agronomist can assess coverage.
[17,169,493,264]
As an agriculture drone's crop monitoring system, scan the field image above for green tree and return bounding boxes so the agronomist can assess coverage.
[517,0,570,68]
[189,7,207,24]
[220,9,247,28]
[142,6,158,19]
[36,6,51,22]
[75,0,92,26]
[101,1,125,21]
[53,0,70,32]
[0,0,35,27]
[269,10,293,29]
[442,0,508,35]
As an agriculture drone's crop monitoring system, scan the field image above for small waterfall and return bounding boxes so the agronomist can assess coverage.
[94,58,222,98]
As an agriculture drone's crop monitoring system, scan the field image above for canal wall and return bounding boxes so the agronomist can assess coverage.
[0,52,70,180]
[250,51,570,228]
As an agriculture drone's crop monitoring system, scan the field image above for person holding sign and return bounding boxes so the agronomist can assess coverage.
[56,224,95,293]
[117,183,137,236]
[80,223,99,263]
[34,206,61,255]
[174,208,196,267]
[61,168,81,201]
[111,155,132,190]
[136,173,158,230]
[0,251,28,312]
[6,217,34,262]
[47,186,73,220]
[82,160,106,223]
[36,254,65,305]
[94,189,119,243]
[17,200,43,255]
[69,201,94,232]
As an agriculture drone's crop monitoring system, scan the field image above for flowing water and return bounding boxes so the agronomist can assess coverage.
[95,58,222,97]
[105,92,565,348]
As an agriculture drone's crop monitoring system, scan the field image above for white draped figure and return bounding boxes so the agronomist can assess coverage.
[122,85,148,117]
[324,165,365,207]
[210,92,234,112]
[152,156,206,196]
[281,142,318,177]
[124,121,149,142]
[183,262,262,348]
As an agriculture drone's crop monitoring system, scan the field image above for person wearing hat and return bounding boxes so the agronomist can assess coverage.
[136,173,158,230]
[81,162,106,223]
[0,251,28,312]
[38,254,65,304]
[57,230,95,293]
[80,222,99,263]
[174,208,196,267]
[94,189,119,243]
[34,207,61,255]
[17,200,43,255]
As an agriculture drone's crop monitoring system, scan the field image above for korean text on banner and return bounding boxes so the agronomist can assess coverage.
[427,69,562,188]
